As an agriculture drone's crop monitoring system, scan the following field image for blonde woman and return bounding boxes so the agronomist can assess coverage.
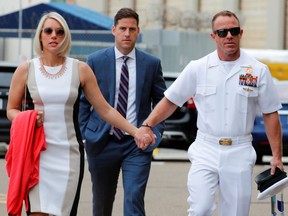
[7,12,153,216]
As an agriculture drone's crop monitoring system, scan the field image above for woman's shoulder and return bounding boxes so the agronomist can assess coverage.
[16,60,31,74]
[76,60,93,80]
[9,60,32,83]
[65,57,91,74]
[77,60,89,69]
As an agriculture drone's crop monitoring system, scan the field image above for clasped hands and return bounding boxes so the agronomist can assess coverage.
[134,126,156,150]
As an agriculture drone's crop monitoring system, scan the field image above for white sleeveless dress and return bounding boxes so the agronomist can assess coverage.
[26,57,84,216]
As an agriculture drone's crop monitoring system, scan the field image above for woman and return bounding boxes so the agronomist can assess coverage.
[6,12,153,216]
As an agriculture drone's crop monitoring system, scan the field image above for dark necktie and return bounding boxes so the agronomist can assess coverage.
[113,56,129,139]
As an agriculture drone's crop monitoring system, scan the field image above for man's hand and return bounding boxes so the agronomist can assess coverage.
[134,126,156,150]
[270,156,284,175]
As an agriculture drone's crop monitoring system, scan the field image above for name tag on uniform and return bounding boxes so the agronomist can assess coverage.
[243,87,253,92]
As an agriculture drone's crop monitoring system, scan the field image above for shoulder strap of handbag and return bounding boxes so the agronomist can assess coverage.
[21,60,31,111]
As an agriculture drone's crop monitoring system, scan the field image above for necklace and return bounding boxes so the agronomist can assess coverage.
[40,57,67,79]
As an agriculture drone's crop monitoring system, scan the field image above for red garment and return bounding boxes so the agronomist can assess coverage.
[5,110,46,216]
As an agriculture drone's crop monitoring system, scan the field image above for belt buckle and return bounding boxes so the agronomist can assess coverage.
[219,138,232,146]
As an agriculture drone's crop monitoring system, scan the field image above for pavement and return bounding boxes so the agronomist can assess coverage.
[0,147,286,215]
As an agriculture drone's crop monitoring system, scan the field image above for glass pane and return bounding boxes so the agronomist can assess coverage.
[0,73,13,87]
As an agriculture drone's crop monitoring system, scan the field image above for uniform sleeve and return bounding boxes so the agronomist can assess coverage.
[164,60,197,107]
[257,64,282,114]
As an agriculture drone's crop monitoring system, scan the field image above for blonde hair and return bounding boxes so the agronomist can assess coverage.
[33,12,71,56]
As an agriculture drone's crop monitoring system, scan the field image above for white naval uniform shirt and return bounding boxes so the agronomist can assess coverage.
[164,49,282,138]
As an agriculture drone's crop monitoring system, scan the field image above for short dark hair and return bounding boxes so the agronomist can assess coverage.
[211,10,240,31]
[114,8,139,26]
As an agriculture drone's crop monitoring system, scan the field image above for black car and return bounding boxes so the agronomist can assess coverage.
[159,72,198,150]
[0,62,17,144]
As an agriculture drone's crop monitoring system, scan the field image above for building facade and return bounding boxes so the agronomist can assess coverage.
[1,0,287,71]
[77,0,288,49]
[2,0,287,49]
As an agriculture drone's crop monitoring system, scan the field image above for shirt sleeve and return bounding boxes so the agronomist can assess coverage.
[164,60,197,107]
[257,64,282,113]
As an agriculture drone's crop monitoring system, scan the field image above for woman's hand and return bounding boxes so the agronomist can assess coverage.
[134,127,156,150]
[36,111,44,127]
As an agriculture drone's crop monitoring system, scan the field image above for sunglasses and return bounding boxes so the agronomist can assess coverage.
[214,27,240,38]
[43,27,65,36]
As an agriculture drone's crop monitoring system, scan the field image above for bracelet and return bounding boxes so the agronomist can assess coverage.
[141,123,153,129]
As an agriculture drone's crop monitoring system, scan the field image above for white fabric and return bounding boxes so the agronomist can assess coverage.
[164,49,282,137]
[220,58,239,74]
[28,57,82,215]
[187,131,257,216]
[257,177,288,200]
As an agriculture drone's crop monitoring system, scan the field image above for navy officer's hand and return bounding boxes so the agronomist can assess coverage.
[134,126,156,150]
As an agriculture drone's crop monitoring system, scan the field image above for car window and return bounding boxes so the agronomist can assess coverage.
[0,73,13,88]
[164,78,176,88]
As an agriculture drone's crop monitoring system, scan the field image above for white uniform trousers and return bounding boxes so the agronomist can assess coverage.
[187,131,256,216]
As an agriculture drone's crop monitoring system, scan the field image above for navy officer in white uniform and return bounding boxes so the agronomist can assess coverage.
[135,10,284,216]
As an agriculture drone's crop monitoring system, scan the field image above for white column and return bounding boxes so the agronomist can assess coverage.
[266,0,285,49]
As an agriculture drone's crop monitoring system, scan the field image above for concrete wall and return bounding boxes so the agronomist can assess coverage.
[141,30,215,72]
[77,0,287,49]
[241,0,285,49]
[1,0,287,63]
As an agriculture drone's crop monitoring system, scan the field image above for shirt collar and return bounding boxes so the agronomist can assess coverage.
[114,46,136,60]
